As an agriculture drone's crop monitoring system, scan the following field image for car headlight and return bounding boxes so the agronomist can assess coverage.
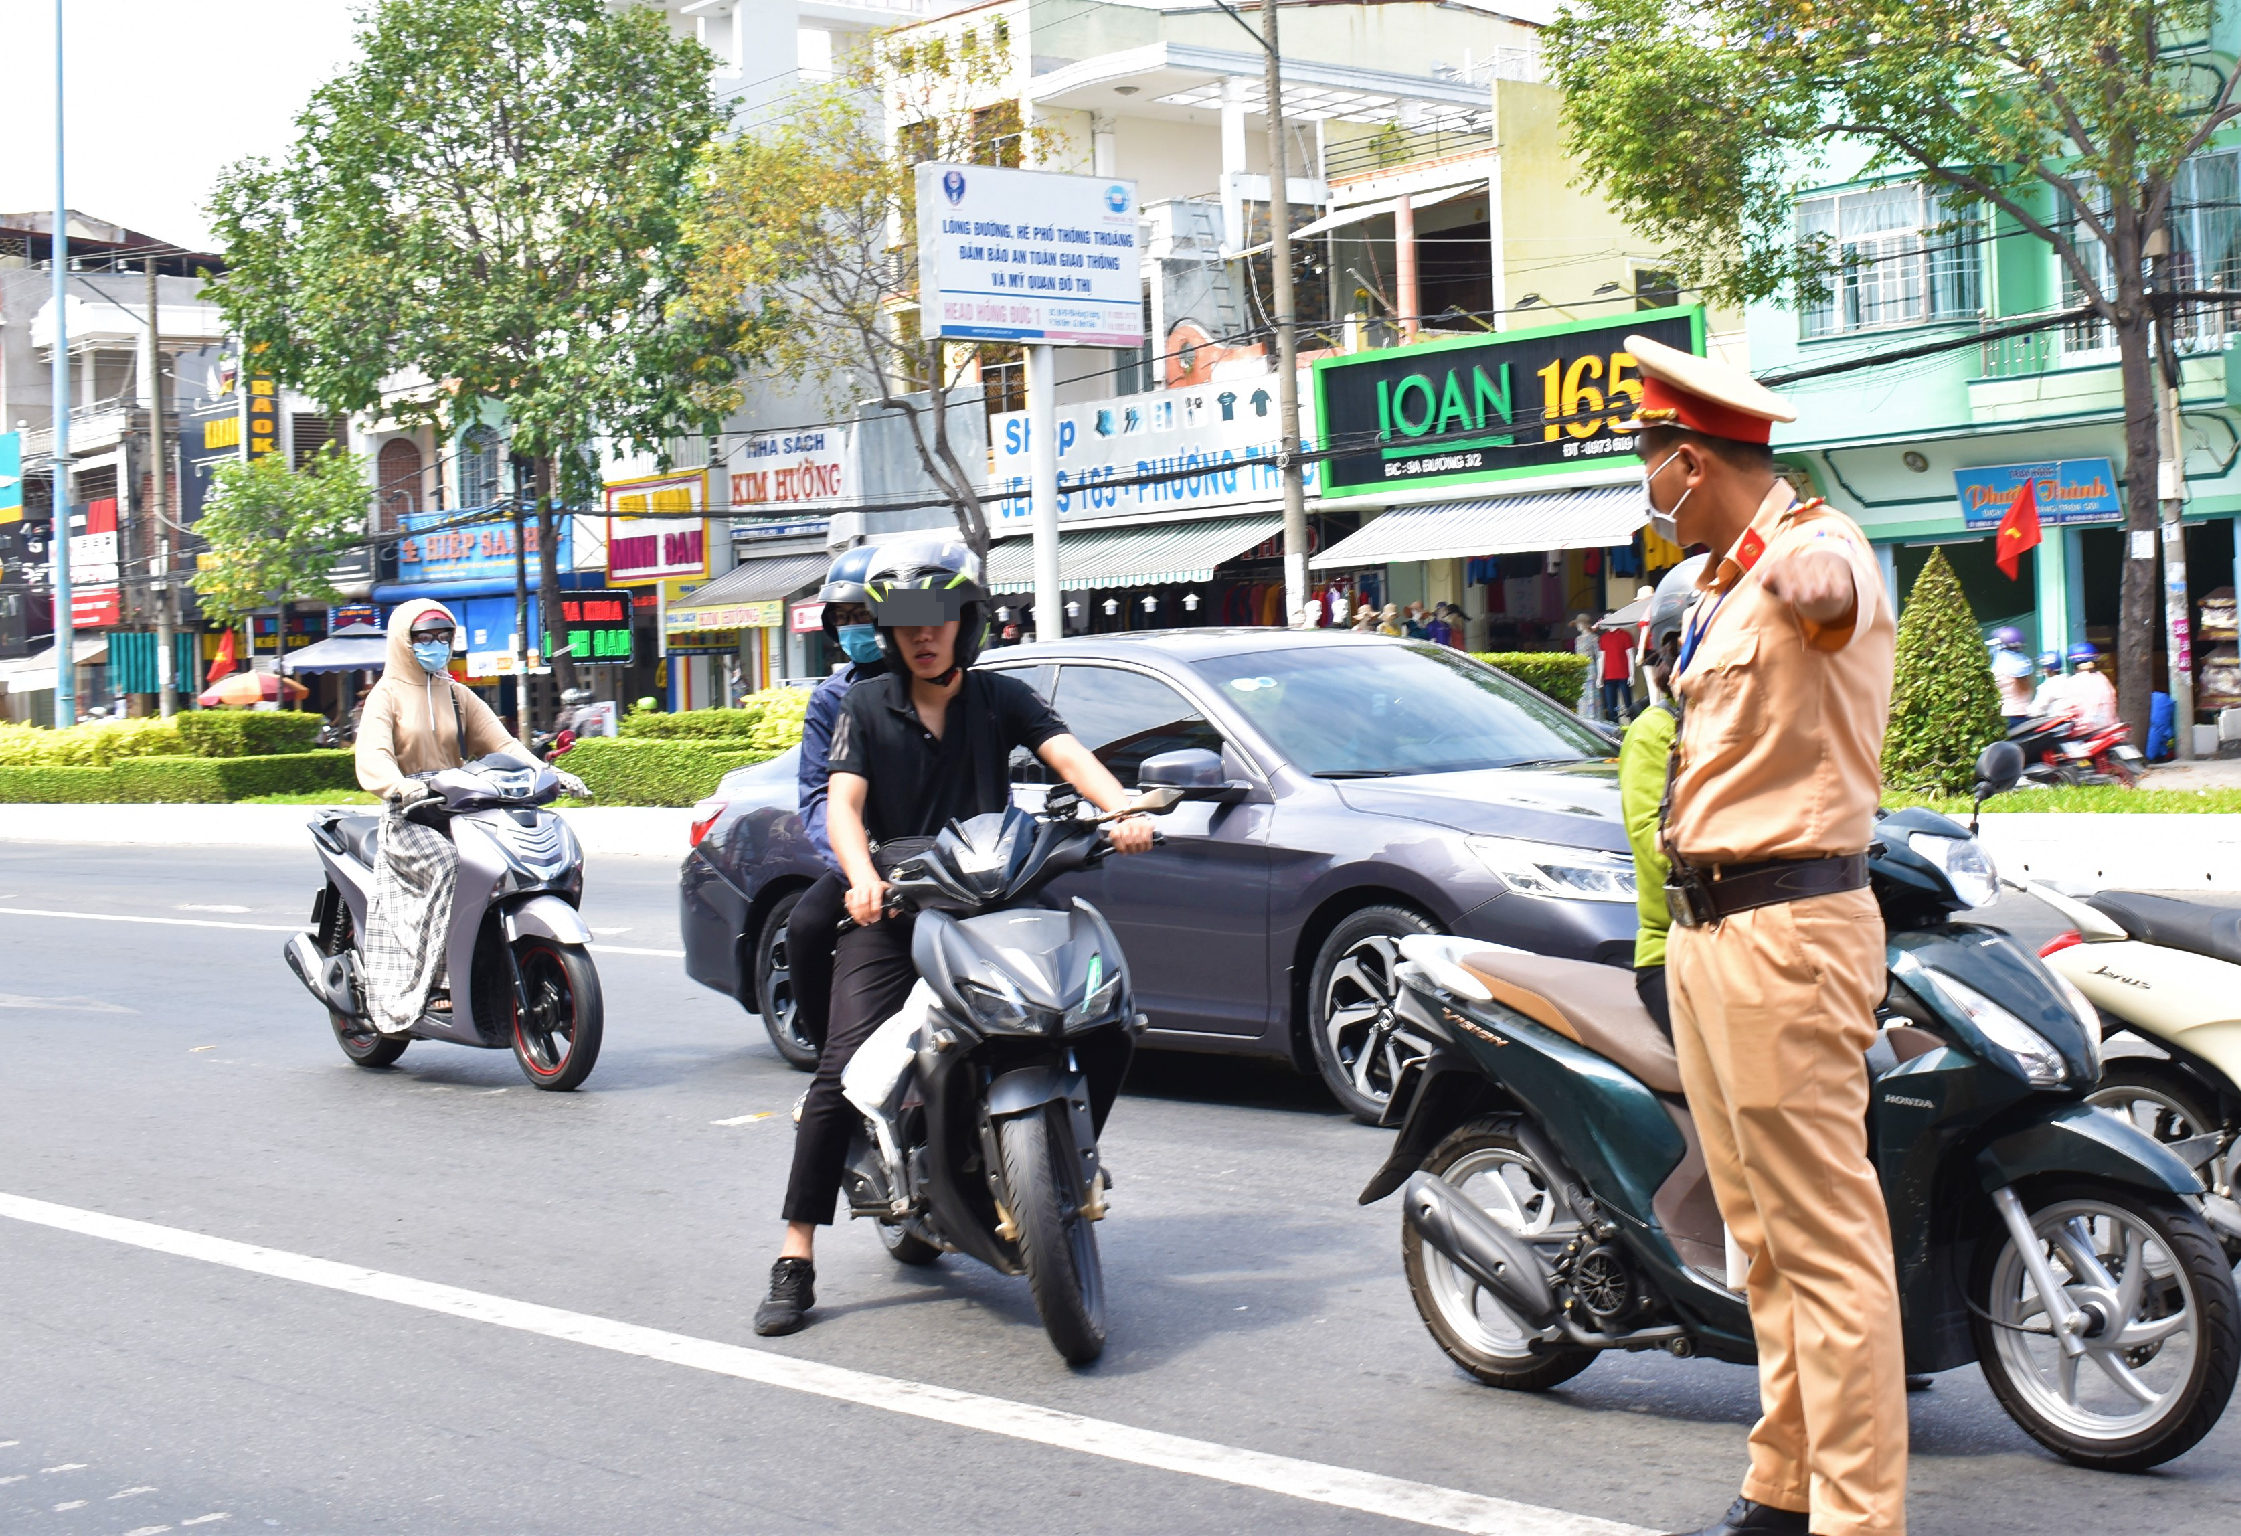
[1465,836,1637,903]
[1906,831,1999,908]
[1919,966,2067,1087]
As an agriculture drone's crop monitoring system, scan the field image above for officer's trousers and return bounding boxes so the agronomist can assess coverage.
[1668,887,1907,1536]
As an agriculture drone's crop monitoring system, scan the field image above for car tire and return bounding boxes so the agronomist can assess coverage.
[1306,904,1440,1125]
[754,888,821,1071]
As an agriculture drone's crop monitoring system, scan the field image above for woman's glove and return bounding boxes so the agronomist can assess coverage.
[553,769,590,801]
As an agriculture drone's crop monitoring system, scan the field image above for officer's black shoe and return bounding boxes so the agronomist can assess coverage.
[1662,1497,1810,1536]
[753,1257,816,1336]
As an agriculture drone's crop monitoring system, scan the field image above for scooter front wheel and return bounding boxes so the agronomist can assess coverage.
[1971,1182,2239,1470]
[997,1105,1105,1365]
[509,939,604,1091]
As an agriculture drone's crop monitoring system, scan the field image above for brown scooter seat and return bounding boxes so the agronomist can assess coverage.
[1459,950,1684,1096]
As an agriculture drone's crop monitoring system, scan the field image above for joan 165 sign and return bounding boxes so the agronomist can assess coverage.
[1312,307,1705,499]
[915,163,1143,347]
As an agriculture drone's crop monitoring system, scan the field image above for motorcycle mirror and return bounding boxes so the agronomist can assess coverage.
[1969,739,2026,835]
[1127,785,1186,815]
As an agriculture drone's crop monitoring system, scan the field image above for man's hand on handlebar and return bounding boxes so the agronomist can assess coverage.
[845,877,892,926]
[553,769,590,801]
[1105,814,1156,855]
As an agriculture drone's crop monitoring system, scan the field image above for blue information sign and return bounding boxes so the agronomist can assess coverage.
[1954,458,2122,529]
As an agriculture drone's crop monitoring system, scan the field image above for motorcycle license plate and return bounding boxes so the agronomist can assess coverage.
[2061,744,2092,758]
[2112,746,2145,763]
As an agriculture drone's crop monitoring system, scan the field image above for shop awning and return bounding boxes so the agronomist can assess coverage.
[5,637,109,695]
[1235,183,1480,258]
[986,512,1283,593]
[279,623,391,675]
[666,550,831,632]
[1310,485,1644,570]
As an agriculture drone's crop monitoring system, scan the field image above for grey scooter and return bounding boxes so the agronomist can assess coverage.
[283,753,605,1090]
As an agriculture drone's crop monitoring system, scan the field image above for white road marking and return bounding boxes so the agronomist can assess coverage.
[179,904,251,914]
[0,1475,22,1485]
[0,1192,1646,1536]
[122,1526,173,1535]
[0,993,136,1014]
[180,1517,229,1527]
[590,926,632,935]
[54,1500,87,1511]
[41,1463,87,1473]
[0,907,680,957]
[111,1486,158,1498]
[711,1112,775,1126]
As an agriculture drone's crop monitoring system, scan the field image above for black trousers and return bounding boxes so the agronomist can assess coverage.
[1635,963,1671,1040]
[780,913,918,1225]
[785,871,848,1050]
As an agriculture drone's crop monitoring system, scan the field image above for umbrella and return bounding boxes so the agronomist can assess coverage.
[282,622,392,675]
[199,671,311,708]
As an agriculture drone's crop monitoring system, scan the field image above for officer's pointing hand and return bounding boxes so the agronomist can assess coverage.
[1760,546,1856,627]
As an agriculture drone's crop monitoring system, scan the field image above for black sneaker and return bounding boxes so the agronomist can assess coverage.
[753,1257,816,1336]
[1663,1498,1809,1536]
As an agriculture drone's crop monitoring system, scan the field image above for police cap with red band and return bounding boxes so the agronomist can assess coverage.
[1614,334,1796,445]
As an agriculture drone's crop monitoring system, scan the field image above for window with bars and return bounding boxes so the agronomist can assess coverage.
[458,425,504,509]
[979,344,1025,420]
[2061,151,2241,354]
[1797,184,1980,337]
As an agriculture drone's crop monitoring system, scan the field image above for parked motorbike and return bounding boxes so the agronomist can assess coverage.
[830,758,1196,1364]
[2010,712,2145,787]
[1363,743,2236,1470]
[283,752,605,1090]
[2027,881,2241,1257]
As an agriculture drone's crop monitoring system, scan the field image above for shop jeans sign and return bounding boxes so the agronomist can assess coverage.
[730,430,847,510]
[1311,306,1702,499]
[988,371,1320,524]
[1954,460,2122,529]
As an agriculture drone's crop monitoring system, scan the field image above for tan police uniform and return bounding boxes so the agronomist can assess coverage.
[1623,337,1905,1536]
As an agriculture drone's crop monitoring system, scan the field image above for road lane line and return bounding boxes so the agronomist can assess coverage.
[0,1191,1646,1536]
[0,907,683,957]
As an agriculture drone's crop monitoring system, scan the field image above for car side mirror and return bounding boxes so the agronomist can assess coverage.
[1137,748,1248,802]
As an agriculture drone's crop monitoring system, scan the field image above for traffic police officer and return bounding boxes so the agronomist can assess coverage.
[1619,336,1905,1536]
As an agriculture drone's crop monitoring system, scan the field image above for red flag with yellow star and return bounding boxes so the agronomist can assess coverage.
[1996,475,2042,579]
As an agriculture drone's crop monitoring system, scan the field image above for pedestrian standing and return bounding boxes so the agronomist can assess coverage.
[1571,612,1604,724]
[1598,618,1638,721]
[1622,335,1905,1536]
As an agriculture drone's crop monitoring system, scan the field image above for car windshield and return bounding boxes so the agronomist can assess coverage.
[1191,642,1611,777]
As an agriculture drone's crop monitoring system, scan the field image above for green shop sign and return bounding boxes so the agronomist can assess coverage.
[1310,305,1704,499]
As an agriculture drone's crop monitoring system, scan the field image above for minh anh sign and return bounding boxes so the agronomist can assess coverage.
[1312,306,1703,500]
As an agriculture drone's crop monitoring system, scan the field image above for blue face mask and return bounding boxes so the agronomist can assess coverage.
[412,640,453,675]
[836,624,884,664]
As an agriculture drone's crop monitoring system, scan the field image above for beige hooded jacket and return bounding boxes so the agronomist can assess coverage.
[354,599,533,798]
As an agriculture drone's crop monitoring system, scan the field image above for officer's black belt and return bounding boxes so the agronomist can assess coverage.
[1665,852,1869,928]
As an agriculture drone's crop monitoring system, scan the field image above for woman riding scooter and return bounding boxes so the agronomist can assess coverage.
[354,601,586,1030]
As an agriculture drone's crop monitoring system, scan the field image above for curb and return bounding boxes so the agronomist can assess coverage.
[0,803,694,860]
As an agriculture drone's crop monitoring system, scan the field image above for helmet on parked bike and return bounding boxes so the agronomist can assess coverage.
[1644,553,1711,655]
[1992,625,2026,650]
[864,535,991,674]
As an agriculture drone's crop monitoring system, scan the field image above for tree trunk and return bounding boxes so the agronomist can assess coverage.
[535,455,578,699]
[2113,280,2161,744]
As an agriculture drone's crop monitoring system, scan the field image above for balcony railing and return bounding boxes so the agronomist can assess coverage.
[1324,117,1496,182]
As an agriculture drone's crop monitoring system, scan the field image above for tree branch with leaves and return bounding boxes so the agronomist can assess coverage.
[192,446,373,678]
[1547,0,2241,736]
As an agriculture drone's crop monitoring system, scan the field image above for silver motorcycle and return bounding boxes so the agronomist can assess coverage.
[283,753,605,1090]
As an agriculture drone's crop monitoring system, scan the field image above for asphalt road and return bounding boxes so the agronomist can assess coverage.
[2,842,2236,1536]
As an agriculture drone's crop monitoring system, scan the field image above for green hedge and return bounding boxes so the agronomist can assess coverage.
[175,710,324,758]
[1473,651,1591,707]
[562,737,774,807]
[0,750,355,804]
[619,707,763,740]
[0,717,188,767]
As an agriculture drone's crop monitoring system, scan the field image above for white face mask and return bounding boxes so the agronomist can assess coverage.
[1644,448,1693,546]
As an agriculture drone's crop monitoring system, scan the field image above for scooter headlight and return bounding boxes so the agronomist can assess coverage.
[1919,966,2068,1088]
[956,976,1055,1035]
[1062,971,1125,1030]
[2047,969,2104,1077]
[1906,832,1998,908]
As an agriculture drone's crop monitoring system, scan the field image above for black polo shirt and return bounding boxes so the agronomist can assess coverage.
[826,668,1068,845]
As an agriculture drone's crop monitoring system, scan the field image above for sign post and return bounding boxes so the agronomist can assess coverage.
[914,163,1141,641]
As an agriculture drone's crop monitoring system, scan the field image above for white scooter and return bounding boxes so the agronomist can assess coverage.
[2028,882,2241,1253]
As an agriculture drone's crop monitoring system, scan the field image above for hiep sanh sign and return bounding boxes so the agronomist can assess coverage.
[916,164,1143,347]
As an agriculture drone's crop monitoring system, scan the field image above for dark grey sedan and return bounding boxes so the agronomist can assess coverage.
[679,629,1638,1122]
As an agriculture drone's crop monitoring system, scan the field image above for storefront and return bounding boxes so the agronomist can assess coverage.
[661,548,830,706]
[1303,306,1707,649]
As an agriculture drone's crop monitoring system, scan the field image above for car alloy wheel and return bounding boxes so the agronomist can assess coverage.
[1309,905,1438,1124]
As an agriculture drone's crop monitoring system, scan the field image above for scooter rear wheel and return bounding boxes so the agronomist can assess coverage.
[320,903,406,1069]
[1404,1116,1595,1391]
[998,1105,1105,1365]
[509,938,604,1091]
[1971,1182,2239,1470]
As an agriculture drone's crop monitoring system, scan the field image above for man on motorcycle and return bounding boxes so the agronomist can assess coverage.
[753,537,1154,1337]
[784,545,890,1055]
[1989,626,2035,728]
[2062,641,2117,731]
[1618,555,1707,1038]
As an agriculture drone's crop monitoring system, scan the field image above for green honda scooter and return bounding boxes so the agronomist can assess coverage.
[1362,744,2238,1471]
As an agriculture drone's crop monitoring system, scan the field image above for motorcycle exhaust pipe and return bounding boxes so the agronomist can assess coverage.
[1402,1171,1559,1329]
[284,932,362,1018]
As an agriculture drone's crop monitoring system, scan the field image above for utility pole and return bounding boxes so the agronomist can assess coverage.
[144,257,178,717]
[51,0,75,728]
[513,496,531,737]
[1260,0,1309,626]
[2149,230,2195,760]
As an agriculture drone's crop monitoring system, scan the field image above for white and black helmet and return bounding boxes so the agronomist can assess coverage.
[863,535,992,671]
